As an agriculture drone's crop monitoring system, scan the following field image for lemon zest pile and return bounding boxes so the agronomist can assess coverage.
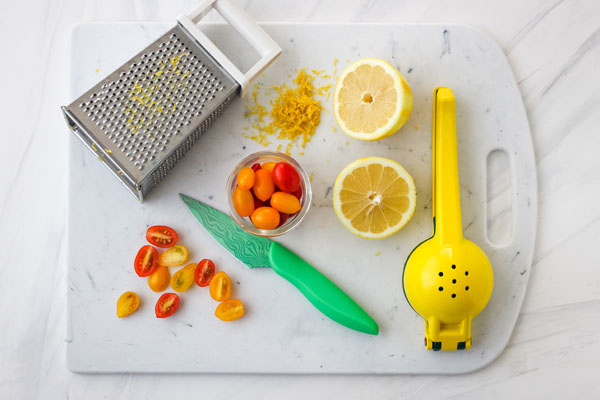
[244,68,332,154]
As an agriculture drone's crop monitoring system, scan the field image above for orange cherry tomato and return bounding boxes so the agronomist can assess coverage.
[146,225,178,248]
[237,167,255,190]
[155,293,179,318]
[170,263,197,292]
[270,192,301,214]
[148,266,170,292]
[134,245,158,277]
[210,271,232,301]
[250,207,280,230]
[116,291,140,318]
[232,186,255,217]
[253,169,275,201]
[261,161,276,171]
[194,259,215,287]
[158,245,189,267]
[215,299,245,321]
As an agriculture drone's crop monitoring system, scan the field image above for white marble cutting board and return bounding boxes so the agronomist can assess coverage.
[67,22,536,374]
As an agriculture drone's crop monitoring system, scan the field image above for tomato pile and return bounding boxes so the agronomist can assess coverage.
[232,161,303,230]
[116,225,245,321]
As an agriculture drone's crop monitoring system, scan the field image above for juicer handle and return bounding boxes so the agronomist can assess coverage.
[432,87,463,244]
[178,0,282,98]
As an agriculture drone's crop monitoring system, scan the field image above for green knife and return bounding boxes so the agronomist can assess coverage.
[180,193,378,335]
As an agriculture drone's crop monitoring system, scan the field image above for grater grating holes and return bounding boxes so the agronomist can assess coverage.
[77,32,227,170]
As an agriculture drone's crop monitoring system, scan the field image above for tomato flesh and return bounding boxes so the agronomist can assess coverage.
[210,271,232,301]
[134,245,158,277]
[158,245,189,267]
[155,293,179,318]
[170,263,197,292]
[215,299,244,321]
[146,225,178,248]
[195,259,216,287]
[117,291,140,318]
[272,162,301,193]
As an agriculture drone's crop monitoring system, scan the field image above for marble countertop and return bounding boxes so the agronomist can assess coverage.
[1,0,599,398]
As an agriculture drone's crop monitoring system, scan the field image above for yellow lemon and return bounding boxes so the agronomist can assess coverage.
[333,157,416,239]
[333,58,412,140]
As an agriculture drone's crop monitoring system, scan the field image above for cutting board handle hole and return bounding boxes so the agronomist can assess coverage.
[486,149,514,246]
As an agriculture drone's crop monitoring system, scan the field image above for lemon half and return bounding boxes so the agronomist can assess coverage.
[333,157,416,239]
[333,58,412,140]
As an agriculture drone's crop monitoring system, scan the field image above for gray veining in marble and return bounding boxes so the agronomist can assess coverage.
[1,0,600,398]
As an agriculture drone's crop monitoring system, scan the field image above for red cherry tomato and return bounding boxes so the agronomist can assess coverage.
[278,212,290,227]
[250,207,280,230]
[251,163,261,172]
[292,187,302,199]
[134,245,158,277]
[232,186,255,217]
[253,196,266,209]
[272,162,301,193]
[237,167,255,190]
[195,259,216,287]
[146,225,178,248]
[155,293,179,318]
[253,169,275,201]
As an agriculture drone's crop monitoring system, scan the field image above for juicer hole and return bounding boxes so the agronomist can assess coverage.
[451,264,456,269]
[452,279,457,284]
[439,272,443,277]
[451,294,456,298]
[465,286,469,291]
[465,271,469,276]
[438,287,443,291]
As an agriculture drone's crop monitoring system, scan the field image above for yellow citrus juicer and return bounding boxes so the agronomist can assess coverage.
[403,87,494,351]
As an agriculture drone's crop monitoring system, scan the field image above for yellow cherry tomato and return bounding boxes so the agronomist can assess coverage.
[270,192,302,214]
[148,265,170,292]
[253,169,275,201]
[215,299,245,321]
[250,207,280,230]
[116,291,140,318]
[158,245,189,267]
[210,271,232,301]
[232,186,255,217]
[261,162,276,171]
[237,167,255,190]
[170,263,197,292]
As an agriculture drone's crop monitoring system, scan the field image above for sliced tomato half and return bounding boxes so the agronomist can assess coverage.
[146,225,178,248]
[155,293,180,318]
[134,245,158,277]
[194,259,216,287]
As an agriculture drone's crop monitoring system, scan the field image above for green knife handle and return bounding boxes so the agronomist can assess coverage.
[269,242,379,335]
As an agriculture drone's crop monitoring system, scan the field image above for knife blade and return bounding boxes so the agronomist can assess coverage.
[180,193,378,335]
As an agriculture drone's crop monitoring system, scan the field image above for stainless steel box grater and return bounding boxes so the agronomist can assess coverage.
[62,0,281,201]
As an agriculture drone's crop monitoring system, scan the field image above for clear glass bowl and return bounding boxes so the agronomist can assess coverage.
[226,151,312,237]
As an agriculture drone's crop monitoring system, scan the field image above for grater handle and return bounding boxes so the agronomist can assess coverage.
[178,0,281,98]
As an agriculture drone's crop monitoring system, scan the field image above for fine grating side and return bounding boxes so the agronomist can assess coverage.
[63,24,239,201]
